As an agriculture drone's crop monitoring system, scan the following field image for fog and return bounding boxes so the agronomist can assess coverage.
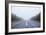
[12,6,41,20]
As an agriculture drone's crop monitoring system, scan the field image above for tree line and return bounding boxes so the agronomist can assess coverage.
[11,14,22,21]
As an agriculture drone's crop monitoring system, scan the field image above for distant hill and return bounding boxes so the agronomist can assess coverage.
[30,13,40,22]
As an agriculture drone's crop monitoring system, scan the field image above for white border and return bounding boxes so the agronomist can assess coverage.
[8,3,43,32]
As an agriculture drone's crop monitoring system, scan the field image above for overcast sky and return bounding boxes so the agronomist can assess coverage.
[12,6,41,20]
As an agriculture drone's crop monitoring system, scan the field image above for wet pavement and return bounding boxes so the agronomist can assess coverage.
[11,20,40,29]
